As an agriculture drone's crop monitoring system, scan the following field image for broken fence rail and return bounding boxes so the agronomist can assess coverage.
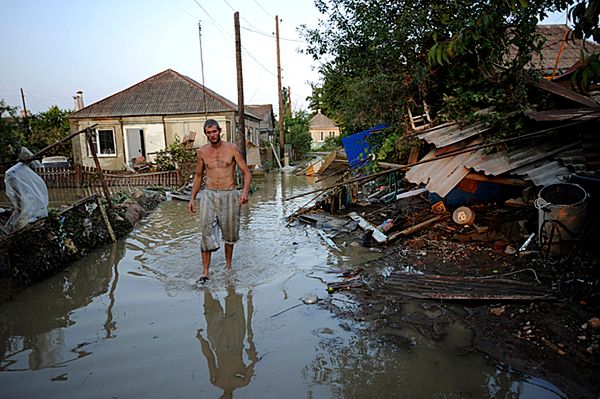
[0,165,181,190]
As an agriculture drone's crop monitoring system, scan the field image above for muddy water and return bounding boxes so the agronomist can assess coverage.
[0,172,564,398]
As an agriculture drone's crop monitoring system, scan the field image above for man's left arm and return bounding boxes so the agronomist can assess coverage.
[233,145,252,205]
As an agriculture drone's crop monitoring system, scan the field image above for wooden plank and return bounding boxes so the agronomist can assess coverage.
[387,215,445,242]
[464,173,529,187]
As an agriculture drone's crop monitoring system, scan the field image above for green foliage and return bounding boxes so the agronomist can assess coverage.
[320,135,342,151]
[27,105,72,159]
[154,139,196,171]
[0,100,25,163]
[301,0,597,163]
[284,110,312,160]
[571,51,600,93]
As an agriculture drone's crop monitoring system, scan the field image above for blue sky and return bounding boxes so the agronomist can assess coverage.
[0,0,322,114]
[0,1,568,116]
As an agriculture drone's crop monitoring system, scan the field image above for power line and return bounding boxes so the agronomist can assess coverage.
[241,25,305,43]
[220,0,263,32]
[191,0,232,44]
[191,0,275,77]
[253,0,274,19]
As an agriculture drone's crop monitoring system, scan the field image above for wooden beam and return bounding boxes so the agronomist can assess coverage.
[464,173,529,187]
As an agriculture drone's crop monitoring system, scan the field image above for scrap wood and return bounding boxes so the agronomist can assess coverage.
[316,229,341,252]
[348,212,387,243]
[382,272,554,301]
[387,215,447,243]
[327,277,364,292]
[317,150,338,175]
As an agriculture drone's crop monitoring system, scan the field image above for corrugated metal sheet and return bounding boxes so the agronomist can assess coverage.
[512,160,571,186]
[69,69,244,119]
[406,138,586,195]
[405,139,479,197]
[525,108,600,122]
[417,121,491,148]
[464,142,578,176]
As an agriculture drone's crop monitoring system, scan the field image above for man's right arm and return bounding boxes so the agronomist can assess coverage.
[188,149,205,213]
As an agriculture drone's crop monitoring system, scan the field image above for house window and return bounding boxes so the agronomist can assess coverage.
[94,129,116,156]
[320,131,324,141]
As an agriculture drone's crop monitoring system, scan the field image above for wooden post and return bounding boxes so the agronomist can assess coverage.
[276,15,285,160]
[234,12,247,162]
[96,196,116,243]
[85,128,113,209]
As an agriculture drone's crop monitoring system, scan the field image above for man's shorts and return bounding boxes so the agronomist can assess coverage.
[198,189,241,252]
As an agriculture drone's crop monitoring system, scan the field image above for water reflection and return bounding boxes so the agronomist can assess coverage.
[0,240,125,370]
[197,284,258,398]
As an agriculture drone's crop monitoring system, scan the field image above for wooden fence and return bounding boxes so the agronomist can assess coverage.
[0,164,182,190]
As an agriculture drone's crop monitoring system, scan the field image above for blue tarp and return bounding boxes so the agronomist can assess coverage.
[341,124,388,169]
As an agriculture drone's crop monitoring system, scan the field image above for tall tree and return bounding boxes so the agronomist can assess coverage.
[0,100,25,163]
[27,106,72,159]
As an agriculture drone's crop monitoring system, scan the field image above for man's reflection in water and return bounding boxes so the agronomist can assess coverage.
[197,284,258,399]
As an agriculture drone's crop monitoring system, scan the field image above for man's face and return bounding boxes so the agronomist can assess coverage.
[204,125,221,144]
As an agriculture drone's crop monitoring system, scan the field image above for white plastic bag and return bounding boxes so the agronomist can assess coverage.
[2,162,49,234]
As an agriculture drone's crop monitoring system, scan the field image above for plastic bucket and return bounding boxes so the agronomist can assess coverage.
[535,183,588,252]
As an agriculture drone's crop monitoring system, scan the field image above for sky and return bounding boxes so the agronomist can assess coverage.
[0,1,569,117]
[0,0,324,115]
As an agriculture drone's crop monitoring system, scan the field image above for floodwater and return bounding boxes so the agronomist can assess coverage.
[0,172,565,398]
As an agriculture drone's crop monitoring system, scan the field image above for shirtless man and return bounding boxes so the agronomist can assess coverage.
[188,119,252,284]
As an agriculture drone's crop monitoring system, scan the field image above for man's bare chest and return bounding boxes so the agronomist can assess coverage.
[203,150,234,170]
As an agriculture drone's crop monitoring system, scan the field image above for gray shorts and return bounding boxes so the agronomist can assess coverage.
[198,189,241,252]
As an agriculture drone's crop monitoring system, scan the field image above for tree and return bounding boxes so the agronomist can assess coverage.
[0,100,25,163]
[284,110,312,161]
[27,106,72,159]
[300,0,598,155]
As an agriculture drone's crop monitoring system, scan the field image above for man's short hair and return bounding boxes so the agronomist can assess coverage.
[203,119,221,132]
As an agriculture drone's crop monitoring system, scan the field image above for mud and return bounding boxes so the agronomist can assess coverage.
[323,197,600,399]
[0,188,163,301]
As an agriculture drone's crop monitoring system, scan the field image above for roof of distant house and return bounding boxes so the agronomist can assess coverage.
[309,110,339,129]
[245,104,274,128]
[529,24,600,74]
[69,69,255,119]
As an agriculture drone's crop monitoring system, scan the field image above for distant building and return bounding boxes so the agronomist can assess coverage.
[245,104,275,144]
[68,69,266,171]
[309,110,340,149]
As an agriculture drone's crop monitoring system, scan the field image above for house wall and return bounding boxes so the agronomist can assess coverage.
[120,116,165,164]
[70,118,125,170]
[310,126,341,148]
[71,112,261,171]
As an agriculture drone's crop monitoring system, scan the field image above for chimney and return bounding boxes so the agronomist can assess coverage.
[73,90,84,111]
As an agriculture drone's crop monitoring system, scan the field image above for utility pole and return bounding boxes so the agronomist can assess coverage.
[20,88,30,132]
[198,20,208,119]
[234,12,247,162]
[276,15,285,162]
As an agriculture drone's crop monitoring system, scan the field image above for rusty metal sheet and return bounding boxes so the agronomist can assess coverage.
[528,78,599,108]
[526,108,600,122]
[382,272,554,301]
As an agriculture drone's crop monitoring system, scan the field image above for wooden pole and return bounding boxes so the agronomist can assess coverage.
[276,15,285,160]
[85,127,113,209]
[20,88,30,133]
[234,12,247,162]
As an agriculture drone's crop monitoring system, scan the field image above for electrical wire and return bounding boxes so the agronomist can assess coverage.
[253,0,274,19]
